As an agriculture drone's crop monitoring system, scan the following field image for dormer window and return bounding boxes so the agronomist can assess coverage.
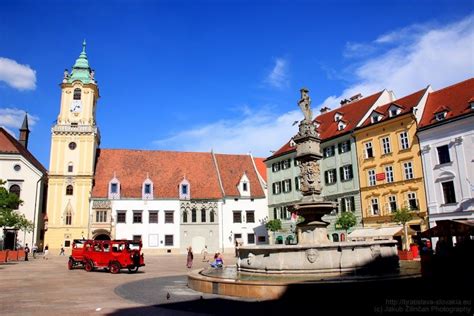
[142,177,153,200]
[179,178,191,200]
[73,88,81,100]
[315,122,320,129]
[388,105,402,117]
[435,111,447,121]
[289,139,296,147]
[238,173,251,197]
[370,112,383,123]
[470,100,474,110]
[337,121,346,131]
[108,175,120,199]
[334,112,343,122]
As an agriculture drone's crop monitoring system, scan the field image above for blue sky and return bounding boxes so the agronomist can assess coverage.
[1,0,473,167]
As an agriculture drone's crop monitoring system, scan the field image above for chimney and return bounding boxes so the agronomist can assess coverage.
[340,99,350,106]
[349,93,363,102]
[19,114,30,149]
[320,106,331,114]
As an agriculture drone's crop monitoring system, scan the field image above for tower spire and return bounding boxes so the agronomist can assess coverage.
[19,113,30,149]
[67,40,95,84]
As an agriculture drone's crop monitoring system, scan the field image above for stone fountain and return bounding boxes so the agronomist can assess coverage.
[188,88,405,299]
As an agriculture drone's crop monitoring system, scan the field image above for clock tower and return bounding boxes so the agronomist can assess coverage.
[45,41,100,250]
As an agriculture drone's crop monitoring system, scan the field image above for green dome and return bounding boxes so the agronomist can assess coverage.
[68,40,94,84]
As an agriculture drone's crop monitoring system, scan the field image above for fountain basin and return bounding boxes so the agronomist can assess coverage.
[237,240,399,275]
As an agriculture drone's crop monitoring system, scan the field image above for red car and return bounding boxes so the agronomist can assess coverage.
[68,239,145,274]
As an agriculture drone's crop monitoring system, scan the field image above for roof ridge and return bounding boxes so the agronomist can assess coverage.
[317,90,384,117]
[430,77,474,95]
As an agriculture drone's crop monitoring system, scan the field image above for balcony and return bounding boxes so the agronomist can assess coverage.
[52,124,98,135]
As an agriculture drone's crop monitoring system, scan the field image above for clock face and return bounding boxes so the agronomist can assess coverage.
[70,100,82,113]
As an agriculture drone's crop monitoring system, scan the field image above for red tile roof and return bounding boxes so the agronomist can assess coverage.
[359,88,427,128]
[0,127,46,174]
[265,140,296,161]
[419,78,474,128]
[91,149,265,199]
[253,157,267,182]
[214,153,266,198]
[316,91,384,140]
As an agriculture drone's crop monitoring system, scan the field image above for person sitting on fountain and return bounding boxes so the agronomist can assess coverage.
[210,252,224,268]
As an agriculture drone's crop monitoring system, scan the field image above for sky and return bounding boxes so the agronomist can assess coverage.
[0,0,473,167]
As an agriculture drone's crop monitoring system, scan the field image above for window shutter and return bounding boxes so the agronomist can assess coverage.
[341,198,346,212]
[338,143,342,154]
[324,171,329,184]
[350,196,355,211]
[272,183,276,194]
[340,167,344,180]
[349,165,353,179]
[288,179,292,192]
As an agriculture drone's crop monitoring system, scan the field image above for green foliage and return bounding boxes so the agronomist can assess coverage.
[392,207,413,225]
[265,219,282,232]
[335,211,357,232]
[0,179,33,231]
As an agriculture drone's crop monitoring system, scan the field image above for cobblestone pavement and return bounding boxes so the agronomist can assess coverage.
[0,252,237,316]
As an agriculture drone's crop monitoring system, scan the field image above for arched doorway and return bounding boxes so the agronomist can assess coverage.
[94,234,111,240]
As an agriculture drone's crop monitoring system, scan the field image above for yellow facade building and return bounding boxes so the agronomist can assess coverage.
[354,88,430,242]
[44,42,100,250]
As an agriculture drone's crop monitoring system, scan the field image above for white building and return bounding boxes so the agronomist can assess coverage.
[418,78,474,240]
[89,149,268,255]
[0,118,47,250]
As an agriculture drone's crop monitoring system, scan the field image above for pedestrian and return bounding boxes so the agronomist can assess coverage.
[201,245,209,262]
[186,246,194,269]
[43,244,49,260]
[59,245,65,256]
[24,243,30,261]
[32,243,38,259]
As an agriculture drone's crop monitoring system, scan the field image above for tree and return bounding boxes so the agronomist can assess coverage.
[335,211,357,235]
[265,219,282,244]
[0,179,33,239]
[393,207,413,251]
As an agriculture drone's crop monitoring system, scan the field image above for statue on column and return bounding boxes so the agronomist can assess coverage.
[298,88,312,122]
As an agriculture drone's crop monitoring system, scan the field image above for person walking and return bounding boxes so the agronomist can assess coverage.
[59,245,65,256]
[24,243,30,261]
[186,246,194,269]
[32,243,38,259]
[43,244,49,260]
[201,245,209,262]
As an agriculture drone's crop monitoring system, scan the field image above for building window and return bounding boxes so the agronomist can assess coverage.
[144,184,151,194]
[132,235,141,242]
[133,211,142,223]
[281,159,291,169]
[68,163,73,173]
[435,112,446,121]
[13,164,21,172]
[282,179,292,193]
[149,211,158,223]
[437,145,451,164]
[381,136,391,154]
[247,233,255,244]
[403,161,414,180]
[407,192,418,210]
[399,131,409,150]
[73,88,81,100]
[364,142,374,158]
[295,177,300,191]
[164,235,174,246]
[323,146,335,158]
[371,198,379,215]
[389,107,399,117]
[341,196,355,212]
[201,209,206,222]
[110,183,118,194]
[210,211,215,222]
[385,165,394,183]
[165,211,174,223]
[183,211,188,223]
[242,182,248,192]
[246,211,255,223]
[191,209,197,222]
[9,184,21,199]
[96,210,107,222]
[181,184,188,195]
[388,196,397,213]
[65,211,72,225]
[340,165,353,181]
[338,140,351,153]
[325,169,337,184]
[117,211,126,223]
[368,169,376,186]
[442,181,456,204]
[233,211,242,223]
[66,185,73,195]
[273,207,278,219]
[272,182,281,194]
[337,122,346,131]
[68,142,77,150]
[272,162,281,172]
[258,236,266,243]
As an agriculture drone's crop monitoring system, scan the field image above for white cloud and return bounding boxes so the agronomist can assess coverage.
[153,107,301,157]
[264,58,289,89]
[322,15,474,109]
[0,57,36,90]
[0,108,39,136]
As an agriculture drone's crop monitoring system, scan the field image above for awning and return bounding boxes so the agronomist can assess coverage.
[348,226,416,240]
[419,220,474,238]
